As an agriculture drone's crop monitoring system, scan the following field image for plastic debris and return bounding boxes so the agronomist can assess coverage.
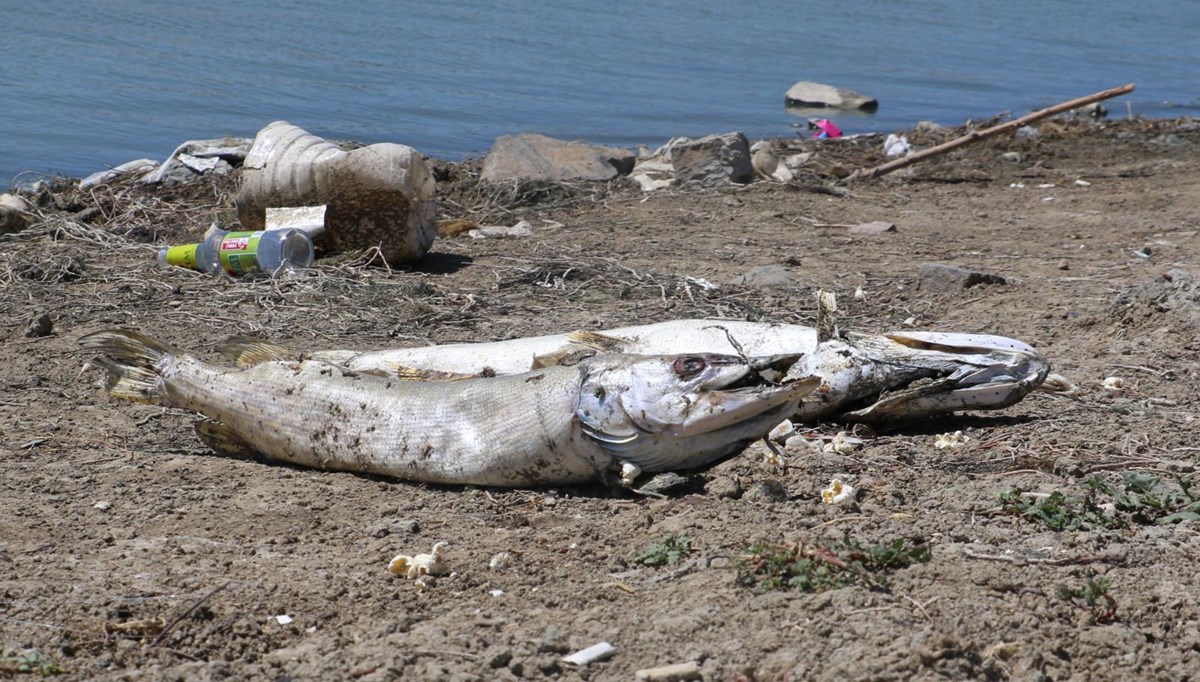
[934,431,970,449]
[274,614,294,625]
[768,419,796,443]
[1102,377,1124,391]
[469,220,533,239]
[808,118,843,139]
[562,642,615,667]
[821,478,856,505]
[884,134,911,157]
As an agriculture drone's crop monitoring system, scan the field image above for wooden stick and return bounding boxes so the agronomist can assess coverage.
[846,83,1136,181]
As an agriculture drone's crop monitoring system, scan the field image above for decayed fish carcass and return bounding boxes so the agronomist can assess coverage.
[81,330,817,487]
[293,320,1052,424]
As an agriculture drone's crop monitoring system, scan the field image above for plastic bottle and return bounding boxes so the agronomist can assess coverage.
[157,229,314,276]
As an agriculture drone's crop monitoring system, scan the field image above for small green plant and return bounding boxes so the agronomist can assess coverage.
[634,533,693,567]
[1057,573,1117,624]
[999,472,1200,530]
[0,650,67,676]
[735,536,929,593]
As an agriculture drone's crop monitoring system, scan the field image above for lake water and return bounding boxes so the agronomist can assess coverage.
[3,0,1197,186]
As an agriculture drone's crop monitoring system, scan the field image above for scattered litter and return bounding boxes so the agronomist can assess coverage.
[848,221,897,235]
[1133,248,1151,260]
[883,134,911,157]
[903,316,917,326]
[93,500,111,511]
[823,431,864,454]
[934,431,970,449]
[562,641,615,667]
[808,118,843,139]
[1075,179,1092,187]
[388,541,449,583]
[306,625,318,633]
[274,615,294,625]
[853,286,866,301]
[489,589,504,597]
[821,478,856,505]
[1036,183,1056,189]
[470,220,533,239]
[682,276,719,291]
[1102,377,1124,391]
[784,433,815,450]
[1009,183,1026,189]
[265,205,327,239]
[489,551,513,570]
[635,660,702,681]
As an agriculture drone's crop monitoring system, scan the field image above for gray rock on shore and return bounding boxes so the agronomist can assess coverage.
[671,132,754,187]
[481,134,635,182]
[785,81,878,111]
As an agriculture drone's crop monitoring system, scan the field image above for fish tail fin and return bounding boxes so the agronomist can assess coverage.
[218,336,297,366]
[80,329,175,405]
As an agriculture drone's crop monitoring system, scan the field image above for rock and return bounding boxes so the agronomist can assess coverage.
[141,136,253,186]
[785,81,878,111]
[237,121,436,264]
[24,313,53,338]
[730,264,793,286]
[1112,269,1200,332]
[480,134,635,182]
[469,221,533,239]
[0,193,33,234]
[80,159,159,189]
[848,221,896,235]
[918,263,1007,291]
[671,132,754,186]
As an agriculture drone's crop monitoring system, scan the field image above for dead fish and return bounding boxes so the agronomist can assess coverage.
[81,329,817,487]
[286,320,1051,423]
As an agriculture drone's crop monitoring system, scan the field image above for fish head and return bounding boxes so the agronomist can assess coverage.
[576,353,818,474]
[838,331,1051,422]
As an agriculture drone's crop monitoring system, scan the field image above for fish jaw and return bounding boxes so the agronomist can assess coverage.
[576,353,818,474]
[837,331,1051,422]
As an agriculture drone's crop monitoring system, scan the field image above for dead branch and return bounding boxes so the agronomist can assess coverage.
[846,83,1136,181]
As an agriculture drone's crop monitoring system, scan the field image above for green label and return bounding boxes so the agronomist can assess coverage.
[218,231,264,276]
[164,243,200,270]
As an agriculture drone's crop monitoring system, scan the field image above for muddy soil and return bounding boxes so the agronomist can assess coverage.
[2,118,1199,681]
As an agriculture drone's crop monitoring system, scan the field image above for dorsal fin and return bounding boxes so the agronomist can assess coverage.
[565,330,629,352]
[218,336,297,367]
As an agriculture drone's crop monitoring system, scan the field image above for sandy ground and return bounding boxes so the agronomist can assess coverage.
[2,117,1199,681]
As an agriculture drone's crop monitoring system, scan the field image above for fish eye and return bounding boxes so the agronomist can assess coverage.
[671,356,707,380]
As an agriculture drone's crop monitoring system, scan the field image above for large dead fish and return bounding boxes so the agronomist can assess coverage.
[81,330,817,487]
[293,320,1051,423]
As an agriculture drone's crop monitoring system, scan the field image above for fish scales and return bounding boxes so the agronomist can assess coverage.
[148,353,602,485]
[83,329,814,487]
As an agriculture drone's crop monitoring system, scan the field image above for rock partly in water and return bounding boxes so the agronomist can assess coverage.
[237,121,436,264]
[671,132,754,187]
[480,134,635,182]
[918,263,1007,291]
[141,137,254,186]
[785,81,878,111]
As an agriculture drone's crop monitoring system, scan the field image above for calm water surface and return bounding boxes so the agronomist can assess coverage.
[2,1,1197,185]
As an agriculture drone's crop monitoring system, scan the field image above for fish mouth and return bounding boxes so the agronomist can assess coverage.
[674,356,818,438]
[838,332,1052,422]
[704,353,804,392]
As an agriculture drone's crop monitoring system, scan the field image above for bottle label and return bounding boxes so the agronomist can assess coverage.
[163,243,201,270]
[218,231,264,276]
